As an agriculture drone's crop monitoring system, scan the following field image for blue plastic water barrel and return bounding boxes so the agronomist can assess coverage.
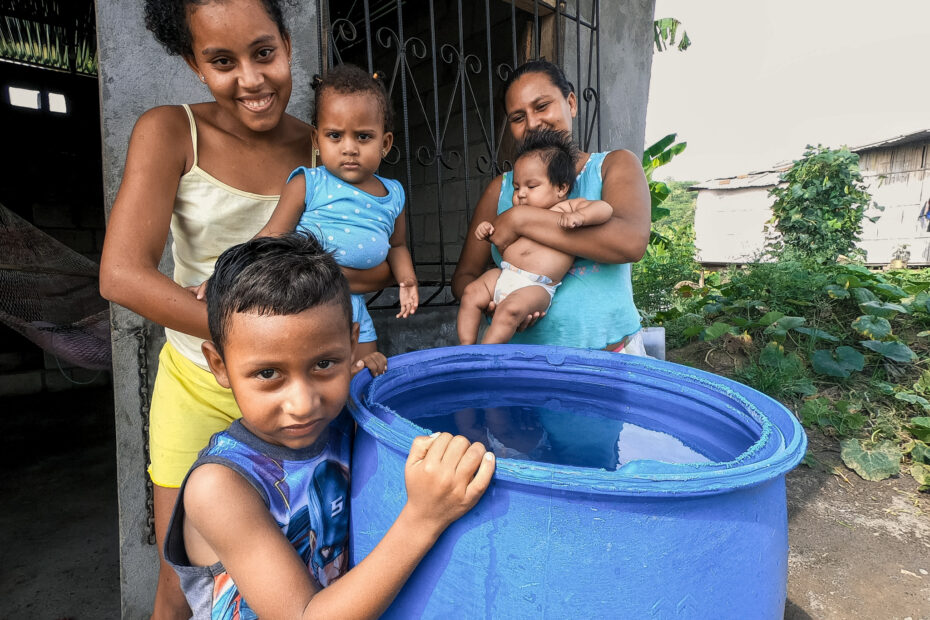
[348,345,806,618]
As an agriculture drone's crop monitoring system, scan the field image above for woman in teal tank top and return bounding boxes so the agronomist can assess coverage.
[452,60,651,352]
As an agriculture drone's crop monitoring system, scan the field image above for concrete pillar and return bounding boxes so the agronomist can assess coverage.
[598,0,656,157]
[95,3,320,617]
[562,0,655,156]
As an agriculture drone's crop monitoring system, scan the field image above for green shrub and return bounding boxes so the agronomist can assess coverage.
[633,224,699,316]
[732,354,815,403]
[663,312,705,349]
[767,145,875,263]
[715,256,832,313]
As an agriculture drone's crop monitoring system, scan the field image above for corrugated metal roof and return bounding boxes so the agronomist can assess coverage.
[693,129,930,190]
[850,129,930,153]
[689,168,787,191]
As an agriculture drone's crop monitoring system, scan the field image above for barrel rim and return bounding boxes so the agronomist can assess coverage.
[348,345,807,496]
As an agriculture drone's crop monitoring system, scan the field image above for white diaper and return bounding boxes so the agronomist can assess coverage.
[493,261,560,307]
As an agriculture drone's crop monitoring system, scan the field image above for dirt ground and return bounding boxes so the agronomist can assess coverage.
[667,343,930,620]
[785,432,929,619]
[0,387,120,619]
[1,381,928,619]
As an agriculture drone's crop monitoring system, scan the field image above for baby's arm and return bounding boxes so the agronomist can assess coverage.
[183,434,494,620]
[549,198,614,230]
[475,221,495,240]
[387,212,419,318]
[255,174,307,238]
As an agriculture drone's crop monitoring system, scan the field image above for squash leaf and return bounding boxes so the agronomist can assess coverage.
[860,340,917,363]
[809,347,864,378]
[840,439,901,481]
[851,315,891,340]
[858,300,907,319]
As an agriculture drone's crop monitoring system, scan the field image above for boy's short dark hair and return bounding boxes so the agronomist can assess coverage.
[206,232,352,356]
[515,128,579,194]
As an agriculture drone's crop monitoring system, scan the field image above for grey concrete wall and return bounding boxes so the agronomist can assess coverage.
[598,0,656,157]
[563,0,656,156]
[95,2,320,617]
[371,307,460,356]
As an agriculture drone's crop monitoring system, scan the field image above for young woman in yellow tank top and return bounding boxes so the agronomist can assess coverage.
[99,1,392,617]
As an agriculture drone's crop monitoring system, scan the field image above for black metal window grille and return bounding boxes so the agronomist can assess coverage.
[320,0,600,308]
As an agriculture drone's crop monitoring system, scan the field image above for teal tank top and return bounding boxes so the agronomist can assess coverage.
[492,151,641,348]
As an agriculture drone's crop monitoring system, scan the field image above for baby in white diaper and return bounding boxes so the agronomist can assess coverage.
[457,128,614,345]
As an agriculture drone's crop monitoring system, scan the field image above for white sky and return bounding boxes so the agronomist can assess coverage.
[644,0,930,182]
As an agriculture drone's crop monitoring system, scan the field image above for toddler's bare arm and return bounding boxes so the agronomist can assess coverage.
[388,212,419,318]
[353,339,387,376]
[255,175,307,238]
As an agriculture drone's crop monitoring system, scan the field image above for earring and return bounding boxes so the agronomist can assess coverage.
[199,74,206,83]
[381,149,387,158]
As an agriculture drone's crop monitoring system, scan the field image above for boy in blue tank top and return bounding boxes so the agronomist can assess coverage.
[458,129,615,345]
[165,232,495,619]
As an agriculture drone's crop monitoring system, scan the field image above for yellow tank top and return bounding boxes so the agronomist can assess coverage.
[165,104,280,369]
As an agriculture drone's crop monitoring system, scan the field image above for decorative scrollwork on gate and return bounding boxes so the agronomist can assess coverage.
[321,0,601,307]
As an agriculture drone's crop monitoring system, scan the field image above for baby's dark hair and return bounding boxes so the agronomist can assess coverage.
[144,0,291,58]
[205,232,352,357]
[312,63,393,132]
[515,128,579,193]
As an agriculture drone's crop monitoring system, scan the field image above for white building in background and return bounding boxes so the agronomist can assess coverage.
[692,129,930,266]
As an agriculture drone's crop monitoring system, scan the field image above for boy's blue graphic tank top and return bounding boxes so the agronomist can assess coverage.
[164,414,353,619]
[492,151,641,348]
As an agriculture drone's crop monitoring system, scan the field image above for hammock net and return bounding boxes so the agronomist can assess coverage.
[0,202,111,370]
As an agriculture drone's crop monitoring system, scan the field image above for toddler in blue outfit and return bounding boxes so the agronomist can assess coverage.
[257,63,418,370]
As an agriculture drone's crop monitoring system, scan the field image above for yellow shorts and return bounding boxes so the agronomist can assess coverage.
[148,341,241,488]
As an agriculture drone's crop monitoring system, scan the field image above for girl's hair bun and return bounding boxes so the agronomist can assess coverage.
[371,70,388,90]
[311,74,324,91]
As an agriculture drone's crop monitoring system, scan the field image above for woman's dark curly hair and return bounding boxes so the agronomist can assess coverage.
[311,63,393,133]
[144,0,290,58]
